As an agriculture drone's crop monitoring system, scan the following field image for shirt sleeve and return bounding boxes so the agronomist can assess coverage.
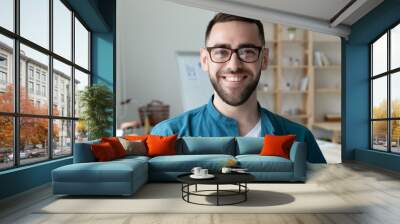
[304,129,326,163]
[150,122,175,136]
[270,113,326,163]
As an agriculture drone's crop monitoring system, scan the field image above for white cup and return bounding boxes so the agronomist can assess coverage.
[191,167,202,176]
[221,167,232,174]
[200,169,208,176]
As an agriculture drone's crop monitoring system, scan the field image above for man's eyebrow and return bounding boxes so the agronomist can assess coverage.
[208,44,231,48]
[207,43,261,48]
[238,43,260,48]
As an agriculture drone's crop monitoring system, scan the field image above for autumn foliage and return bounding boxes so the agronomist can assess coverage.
[372,99,400,141]
[0,84,59,150]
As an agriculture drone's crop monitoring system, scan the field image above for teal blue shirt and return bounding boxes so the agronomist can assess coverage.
[151,96,326,163]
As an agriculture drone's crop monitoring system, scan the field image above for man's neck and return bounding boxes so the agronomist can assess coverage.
[213,92,260,136]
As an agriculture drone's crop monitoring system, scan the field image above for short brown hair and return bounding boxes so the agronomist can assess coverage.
[205,13,265,46]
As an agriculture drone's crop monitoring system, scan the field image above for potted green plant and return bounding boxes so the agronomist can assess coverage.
[79,84,113,140]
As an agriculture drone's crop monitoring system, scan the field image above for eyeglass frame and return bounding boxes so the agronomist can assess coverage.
[205,46,264,63]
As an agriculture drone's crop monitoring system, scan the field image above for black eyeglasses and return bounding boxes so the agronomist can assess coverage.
[206,46,263,63]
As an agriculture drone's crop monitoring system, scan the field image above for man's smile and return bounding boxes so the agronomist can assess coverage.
[220,74,249,88]
[221,75,248,82]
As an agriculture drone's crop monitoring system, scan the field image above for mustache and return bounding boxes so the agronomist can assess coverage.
[217,68,252,76]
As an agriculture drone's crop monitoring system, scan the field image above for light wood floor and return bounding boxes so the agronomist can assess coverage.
[1,162,400,224]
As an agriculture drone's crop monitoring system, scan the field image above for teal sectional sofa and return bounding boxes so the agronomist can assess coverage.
[52,137,307,196]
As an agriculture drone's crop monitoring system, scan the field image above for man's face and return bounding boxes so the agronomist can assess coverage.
[200,21,268,106]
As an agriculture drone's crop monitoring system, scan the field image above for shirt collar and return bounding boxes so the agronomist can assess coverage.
[260,107,276,135]
[206,95,237,124]
[206,95,276,135]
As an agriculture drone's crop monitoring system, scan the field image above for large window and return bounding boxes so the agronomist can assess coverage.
[0,0,91,171]
[370,22,400,154]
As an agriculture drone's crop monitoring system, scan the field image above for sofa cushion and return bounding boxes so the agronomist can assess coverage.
[52,158,147,183]
[73,140,100,163]
[179,137,235,155]
[147,135,177,157]
[124,135,148,141]
[114,155,150,163]
[91,142,118,161]
[260,135,296,159]
[101,137,127,158]
[236,137,263,155]
[148,154,235,172]
[118,138,147,156]
[236,155,293,172]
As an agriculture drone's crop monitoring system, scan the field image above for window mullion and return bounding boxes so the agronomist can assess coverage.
[388,29,392,152]
[370,45,373,149]
[13,0,20,167]
[49,0,54,160]
[71,10,76,155]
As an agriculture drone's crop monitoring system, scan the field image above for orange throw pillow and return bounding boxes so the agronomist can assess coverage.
[260,135,296,159]
[101,137,127,158]
[146,135,177,157]
[124,135,148,141]
[91,142,117,161]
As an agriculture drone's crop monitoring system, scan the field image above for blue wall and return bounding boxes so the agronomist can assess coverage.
[0,0,116,200]
[343,0,400,171]
[91,0,116,135]
[92,33,114,87]
[0,158,72,199]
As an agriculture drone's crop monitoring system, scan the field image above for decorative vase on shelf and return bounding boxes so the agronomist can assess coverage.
[287,27,297,41]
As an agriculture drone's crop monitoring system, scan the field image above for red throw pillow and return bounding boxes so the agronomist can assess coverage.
[259,134,296,159]
[124,135,148,141]
[101,137,127,158]
[91,142,117,161]
[146,135,177,157]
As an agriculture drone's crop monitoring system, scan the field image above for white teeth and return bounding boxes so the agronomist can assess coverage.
[225,76,243,82]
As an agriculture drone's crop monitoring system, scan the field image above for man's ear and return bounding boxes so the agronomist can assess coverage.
[261,47,269,70]
[199,48,209,72]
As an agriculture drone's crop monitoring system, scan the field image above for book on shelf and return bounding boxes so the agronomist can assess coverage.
[314,51,331,67]
[320,52,330,66]
[324,113,341,122]
[299,77,309,91]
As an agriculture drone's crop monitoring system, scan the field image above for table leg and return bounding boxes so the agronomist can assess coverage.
[181,184,183,199]
[217,184,219,206]
[245,183,247,201]
[187,184,190,202]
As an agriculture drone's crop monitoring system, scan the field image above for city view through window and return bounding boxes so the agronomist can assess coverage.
[0,0,90,170]
[371,23,400,153]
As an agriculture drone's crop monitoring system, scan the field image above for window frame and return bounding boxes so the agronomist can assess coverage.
[0,0,92,171]
[370,20,400,154]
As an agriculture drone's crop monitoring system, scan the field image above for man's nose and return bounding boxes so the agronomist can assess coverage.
[225,52,243,70]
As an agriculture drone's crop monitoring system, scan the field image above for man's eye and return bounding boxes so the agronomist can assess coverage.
[241,48,257,55]
[213,49,229,56]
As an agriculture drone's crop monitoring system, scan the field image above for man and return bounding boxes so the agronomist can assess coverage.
[151,13,325,163]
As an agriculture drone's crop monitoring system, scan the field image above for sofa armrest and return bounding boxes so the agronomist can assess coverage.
[73,140,100,163]
[289,141,307,181]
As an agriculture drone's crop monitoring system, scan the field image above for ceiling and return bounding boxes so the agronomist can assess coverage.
[227,0,353,24]
[167,0,384,38]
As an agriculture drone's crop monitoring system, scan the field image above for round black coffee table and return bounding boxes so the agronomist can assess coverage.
[177,173,255,206]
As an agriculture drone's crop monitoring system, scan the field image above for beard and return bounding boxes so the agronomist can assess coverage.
[209,67,261,106]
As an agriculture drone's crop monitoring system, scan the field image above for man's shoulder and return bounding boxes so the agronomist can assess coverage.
[259,107,311,134]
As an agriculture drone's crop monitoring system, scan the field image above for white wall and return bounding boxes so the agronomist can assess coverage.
[116,0,215,126]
